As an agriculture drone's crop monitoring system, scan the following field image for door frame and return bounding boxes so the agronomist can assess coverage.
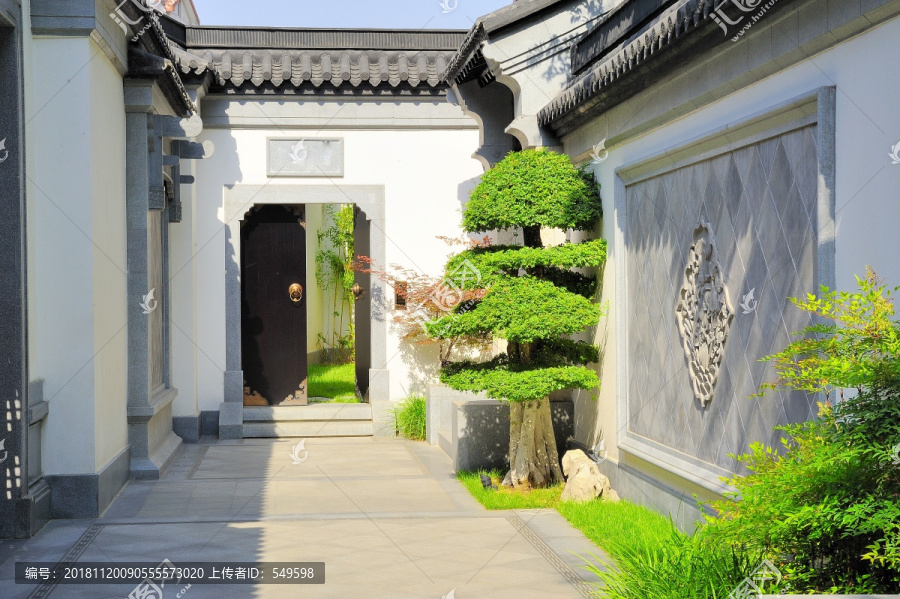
[220,185,388,438]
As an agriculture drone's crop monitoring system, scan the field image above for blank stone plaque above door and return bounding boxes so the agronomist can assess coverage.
[267,138,344,177]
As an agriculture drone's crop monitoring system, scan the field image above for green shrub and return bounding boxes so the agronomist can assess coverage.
[392,395,426,440]
[586,529,763,599]
[431,148,606,488]
[702,270,900,594]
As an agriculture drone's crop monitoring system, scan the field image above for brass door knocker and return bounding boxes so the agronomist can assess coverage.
[289,283,303,303]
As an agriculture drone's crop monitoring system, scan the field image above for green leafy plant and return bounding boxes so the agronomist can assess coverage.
[702,269,900,594]
[315,204,355,361]
[430,148,606,488]
[392,395,426,440]
[756,267,900,396]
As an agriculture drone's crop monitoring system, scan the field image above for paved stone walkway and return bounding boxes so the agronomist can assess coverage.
[0,437,606,598]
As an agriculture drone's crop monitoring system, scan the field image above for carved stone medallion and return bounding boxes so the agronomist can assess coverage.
[675,219,733,407]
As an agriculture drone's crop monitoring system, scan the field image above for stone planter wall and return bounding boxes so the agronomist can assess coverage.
[426,384,574,472]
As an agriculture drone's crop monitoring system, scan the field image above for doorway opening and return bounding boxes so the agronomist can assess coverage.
[240,203,367,407]
[307,203,359,404]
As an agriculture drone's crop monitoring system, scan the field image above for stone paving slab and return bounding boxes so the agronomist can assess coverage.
[0,437,605,599]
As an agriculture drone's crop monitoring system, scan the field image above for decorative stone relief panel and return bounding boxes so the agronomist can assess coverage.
[675,219,733,407]
[624,125,820,474]
[267,138,344,177]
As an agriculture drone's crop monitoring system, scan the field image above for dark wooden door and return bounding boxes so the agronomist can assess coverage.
[241,205,308,406]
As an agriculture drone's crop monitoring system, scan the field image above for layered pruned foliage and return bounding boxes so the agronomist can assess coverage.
[430,149,605,403]
[428,148,605,488]
[701,269,900,594]
[462,149,602,232]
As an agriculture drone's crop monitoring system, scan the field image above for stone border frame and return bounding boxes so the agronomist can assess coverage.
[0,0,53,539]
[613,86,836,494]
[219,184,388,438]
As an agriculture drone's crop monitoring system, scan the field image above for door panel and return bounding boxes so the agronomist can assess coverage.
[241,205,308,406]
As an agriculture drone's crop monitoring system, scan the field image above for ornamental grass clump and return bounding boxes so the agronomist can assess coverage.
[429,149,606,488]
[701,269,900,594]
[392,394,426,440]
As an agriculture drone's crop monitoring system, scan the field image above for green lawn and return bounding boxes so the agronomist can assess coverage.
[457,470,672,549]
[307,363,359,403]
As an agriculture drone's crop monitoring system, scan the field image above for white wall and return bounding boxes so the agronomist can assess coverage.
[178,109,481,413]
[26,35,129,474]
[89,40,128,470]
[564,14,900,466]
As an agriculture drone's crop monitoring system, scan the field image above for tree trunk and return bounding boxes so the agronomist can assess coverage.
[502,398,562,488]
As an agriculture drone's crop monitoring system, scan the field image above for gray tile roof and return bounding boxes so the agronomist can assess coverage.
[442,0,571,84]
[169,27,468,91]
[538,0,798,134]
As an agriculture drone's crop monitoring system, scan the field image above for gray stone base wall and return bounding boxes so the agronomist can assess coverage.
[452,400,575,473]
[6,480,51,539]
[45,446,130,519]
[200,411,220,437]
[174,411,221,442]
[597,457,706,534]
[173,415,200,443]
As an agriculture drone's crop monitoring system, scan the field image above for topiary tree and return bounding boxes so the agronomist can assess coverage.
[429,149,606,488]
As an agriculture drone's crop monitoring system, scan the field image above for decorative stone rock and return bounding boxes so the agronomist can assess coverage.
[560,449,619,503]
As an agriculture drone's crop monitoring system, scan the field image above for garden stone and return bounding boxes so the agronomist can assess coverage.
[560,450,619,503]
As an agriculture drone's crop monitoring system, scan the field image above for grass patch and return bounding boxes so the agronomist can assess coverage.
[308,363,358,403]
[457,469,758,598]
[457,470,562,510]
[391,395,426,440]
[557,499,674,554]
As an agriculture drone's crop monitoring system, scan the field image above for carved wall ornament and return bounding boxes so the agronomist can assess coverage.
[675,219,733,407]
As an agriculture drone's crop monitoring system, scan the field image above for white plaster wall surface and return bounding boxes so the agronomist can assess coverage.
[186,117,482,411]
[26,37,130,474]
[169,128,200,418]
[565,16,900,467]
[89,41,129,470]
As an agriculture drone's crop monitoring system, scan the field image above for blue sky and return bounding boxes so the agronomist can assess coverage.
[191,0,512,29]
